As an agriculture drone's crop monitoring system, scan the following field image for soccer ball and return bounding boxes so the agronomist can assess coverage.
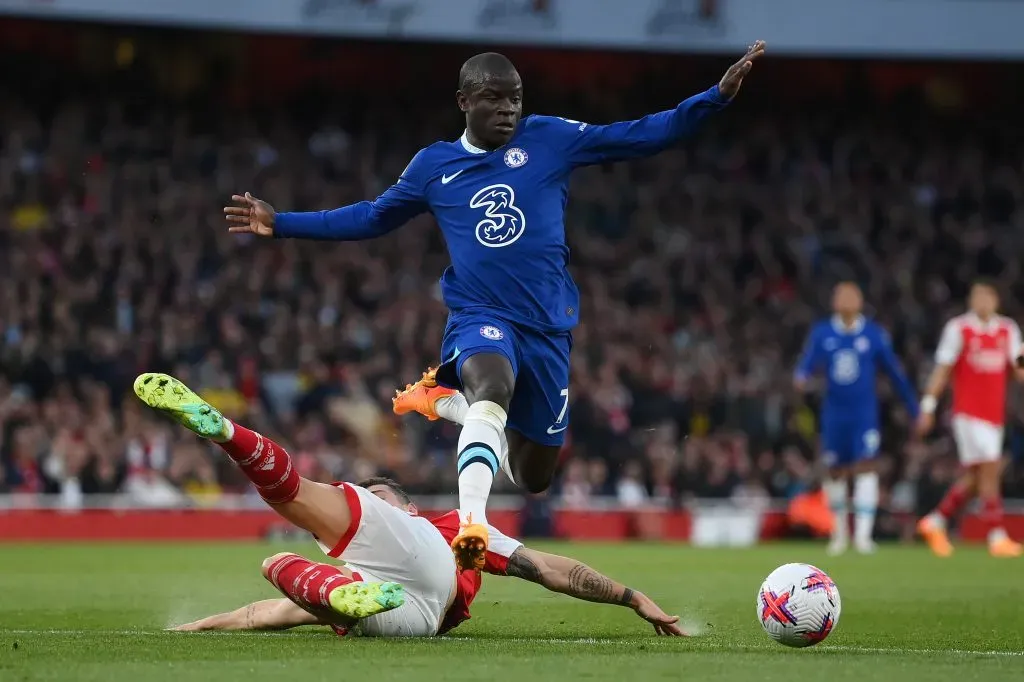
[756,563,841,648]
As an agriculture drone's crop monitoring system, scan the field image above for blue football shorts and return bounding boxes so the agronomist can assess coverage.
[435,312,571,447]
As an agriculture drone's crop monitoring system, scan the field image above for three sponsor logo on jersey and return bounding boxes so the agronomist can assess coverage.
[450,146,530,248]
[447,119,593,248]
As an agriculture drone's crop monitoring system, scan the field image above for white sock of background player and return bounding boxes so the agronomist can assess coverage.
[823,478,849,547]
[438,393,515,484]
[852,471,880,547]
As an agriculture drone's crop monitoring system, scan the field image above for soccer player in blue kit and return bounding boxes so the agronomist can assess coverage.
[224,42,766,569]
[794,282,919,555]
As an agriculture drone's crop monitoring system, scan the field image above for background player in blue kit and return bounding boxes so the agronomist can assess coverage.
[794,282,919,555]
[224,42,766,569]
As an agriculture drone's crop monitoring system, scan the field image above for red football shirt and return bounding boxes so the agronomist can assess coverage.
[428,511,523,635]
[935,313,1022,425]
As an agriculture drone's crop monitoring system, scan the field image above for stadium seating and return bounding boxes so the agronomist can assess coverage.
[1,35,1023,532]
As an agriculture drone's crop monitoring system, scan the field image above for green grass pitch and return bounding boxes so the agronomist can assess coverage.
[1,542,1021,681]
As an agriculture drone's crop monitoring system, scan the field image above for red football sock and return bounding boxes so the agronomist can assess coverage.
[215,423,300,504]
[264,553,353,611]
[979,496,1004,534]
[936,482,970,519]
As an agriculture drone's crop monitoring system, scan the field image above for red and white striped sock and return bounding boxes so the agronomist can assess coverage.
[214,422,300,504]
[264,553,354,611]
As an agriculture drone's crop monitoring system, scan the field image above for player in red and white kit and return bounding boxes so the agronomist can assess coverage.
[133,372,683,637]
[175,476,681,637]
[916,281,1024,558]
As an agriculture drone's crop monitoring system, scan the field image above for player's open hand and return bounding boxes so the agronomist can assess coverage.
[718,40,766,100]
[633,593,686,636]
[224,192,276,237]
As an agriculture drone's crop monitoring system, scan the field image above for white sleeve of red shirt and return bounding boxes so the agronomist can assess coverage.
[482,523,524,575]
[934,317,963,366]
[1005,318,1023,364]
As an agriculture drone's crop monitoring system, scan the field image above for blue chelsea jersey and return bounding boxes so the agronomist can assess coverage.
[401,119,585,333]
[273,86,730,333]
[795,316,919,419]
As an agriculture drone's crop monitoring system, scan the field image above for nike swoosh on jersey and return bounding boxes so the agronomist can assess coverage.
[546,423,568,435]
[441,170,464,184]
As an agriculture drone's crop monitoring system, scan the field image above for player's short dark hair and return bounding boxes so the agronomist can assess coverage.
[458,52,518,93]
[357,476,412,504]
[971,277,999,295]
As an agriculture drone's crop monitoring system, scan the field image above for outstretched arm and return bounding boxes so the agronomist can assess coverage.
[558,41,764,166]
[171,598,324,632]
[224,152,429,241]
[272,181,426,241]
[504,547,684,636]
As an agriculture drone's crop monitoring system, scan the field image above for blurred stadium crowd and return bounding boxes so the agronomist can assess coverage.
[3,31,1024,530]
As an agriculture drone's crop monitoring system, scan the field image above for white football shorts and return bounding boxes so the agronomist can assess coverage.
[952,414,1004,466]
[317,482,456,637]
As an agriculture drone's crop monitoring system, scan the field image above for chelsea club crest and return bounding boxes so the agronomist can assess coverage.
[480,326,504,340]
[503,148,528,168]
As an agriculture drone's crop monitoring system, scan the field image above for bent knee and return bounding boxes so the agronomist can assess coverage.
[465,380,513,411]
[261,552,300,579]
[517,466,556,494]
[510,444,560,493]
[461,355,515,409]
[522,477,552,494]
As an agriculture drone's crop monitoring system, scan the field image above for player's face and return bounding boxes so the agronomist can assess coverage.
[970,285,998,317]
[831,284,863,317]
[458,72,523,149]
[367,484,415,513]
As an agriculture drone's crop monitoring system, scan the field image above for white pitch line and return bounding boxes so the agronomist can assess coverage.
[436,637,620,645]
[1,629,275,637]
[815,645,1023,658]
[439,638,1024,657]
[2,630,1021,658]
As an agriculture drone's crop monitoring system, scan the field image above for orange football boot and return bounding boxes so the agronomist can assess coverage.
[451,514,489,571]
[989,537,1023,558]
[916,517,954,557]
[392,367,458,422]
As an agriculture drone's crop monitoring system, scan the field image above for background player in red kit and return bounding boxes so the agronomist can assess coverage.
[133,372,683,637]
[916,280,1024,558]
